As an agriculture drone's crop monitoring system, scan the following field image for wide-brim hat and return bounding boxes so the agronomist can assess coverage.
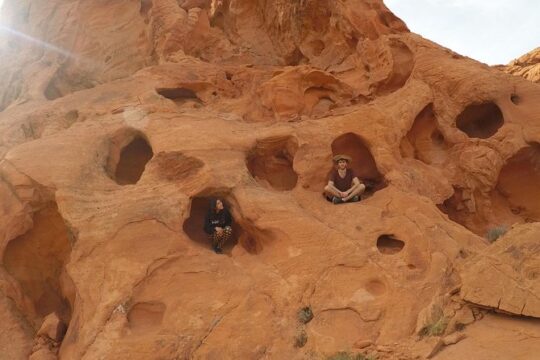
[333,154,352,163]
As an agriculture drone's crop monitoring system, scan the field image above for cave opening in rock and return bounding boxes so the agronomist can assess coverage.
[456,102,504,139]
[183,195,267,254]
[156,87,203,107]
[331,133,386,196]
[495,143,540,223]
[247,136,298,191]
[183,196,239,254]
[400,104,449,165]
[106,131,154,185]
[376,234,405,255]
[127,301,166,334]
[3,203,74,329]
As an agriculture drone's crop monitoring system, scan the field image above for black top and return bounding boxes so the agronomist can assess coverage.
[203,199,233,234]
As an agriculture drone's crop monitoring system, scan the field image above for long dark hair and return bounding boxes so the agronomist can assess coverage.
[209,198,225,213]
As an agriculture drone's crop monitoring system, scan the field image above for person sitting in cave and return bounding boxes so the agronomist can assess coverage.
[204,198,233,254]
[324,154,366,204]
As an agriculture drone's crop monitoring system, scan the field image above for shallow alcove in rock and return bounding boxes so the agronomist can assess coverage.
[183,195,268,254]
[495,143,540,222]
[127,301,166,334]
[105,129,154,185]
[247,136,299,191]
[3,203,74,325]
[331,133,386,195]
[304,87,337,118]
[400,104,449,165]
[376,234,405,255]
[456,102,504,139]
[183,196,239,253]
[510,93,521,105]
[153,151,204,182]
[156,87,203,108]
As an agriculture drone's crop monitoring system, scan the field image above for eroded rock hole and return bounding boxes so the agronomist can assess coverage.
[247,136,298,191]
[127,301,165,333]
[304,87,336,118]
[183,196,266,254]
[437,187,486,235]
[183,197,239,253]
[106,131,154,185]
[375,40,414,95]
[510,94,521,105]
[156,87,203,108]
[400,104,449,165]
[331,133,386,195]
[376,234,405,255]
[495,143,540,222]
[456,102,504,139]
[3,204,74,326]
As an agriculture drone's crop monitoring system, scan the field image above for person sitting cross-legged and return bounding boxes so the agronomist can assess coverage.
[203,198,233,254]
[324,154,366,204]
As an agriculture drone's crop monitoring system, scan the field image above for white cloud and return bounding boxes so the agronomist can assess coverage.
[384,0,540,65]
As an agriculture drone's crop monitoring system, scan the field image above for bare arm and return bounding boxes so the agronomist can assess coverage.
[326,181,343,195]
[345,177,362,195]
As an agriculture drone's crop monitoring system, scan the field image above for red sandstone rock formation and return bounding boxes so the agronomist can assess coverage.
[498,47,540,83]
[1,1,540,359]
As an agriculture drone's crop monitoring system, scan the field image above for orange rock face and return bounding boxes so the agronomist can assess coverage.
[498,47,540,83]
[0,1,539,359]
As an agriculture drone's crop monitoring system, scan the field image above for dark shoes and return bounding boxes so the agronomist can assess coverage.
[332,195,360,204]
[213,246,223,254]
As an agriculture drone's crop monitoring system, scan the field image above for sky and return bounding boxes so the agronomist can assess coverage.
[384,0,540,65]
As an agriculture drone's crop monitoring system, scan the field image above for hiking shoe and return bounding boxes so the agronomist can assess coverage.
[214,247,223,254]
[332,196,343,204]
[350,195,360,202]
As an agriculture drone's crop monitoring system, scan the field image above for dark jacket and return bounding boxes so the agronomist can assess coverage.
[203,199,232,234]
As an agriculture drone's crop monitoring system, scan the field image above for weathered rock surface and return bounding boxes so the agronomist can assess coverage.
[0,1,539,359]
[498,47,540,83]
[461,223,540,317]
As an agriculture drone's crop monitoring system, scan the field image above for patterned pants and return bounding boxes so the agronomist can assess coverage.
[209,226,232,249]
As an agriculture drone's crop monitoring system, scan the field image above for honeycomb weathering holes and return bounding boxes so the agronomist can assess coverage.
[106,130,154,185]
[456,102,504,139]
[400,104,449,165]
[247,136,299,191]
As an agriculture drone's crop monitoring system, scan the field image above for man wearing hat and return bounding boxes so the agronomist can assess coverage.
[324,154,366,204]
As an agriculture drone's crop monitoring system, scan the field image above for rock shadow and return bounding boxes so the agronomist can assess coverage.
[3,203,74,329]
[105,129,154,185]
[495,143,540,222]
[331,133,387,196]
[456,102,504,139]
[400,104,449,165]
[376,234,405,255]
[156,87,203,108]
[247,136,298,191]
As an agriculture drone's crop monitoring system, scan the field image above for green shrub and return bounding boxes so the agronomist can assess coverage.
[420,316,448,337]
[486,225,508,242]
